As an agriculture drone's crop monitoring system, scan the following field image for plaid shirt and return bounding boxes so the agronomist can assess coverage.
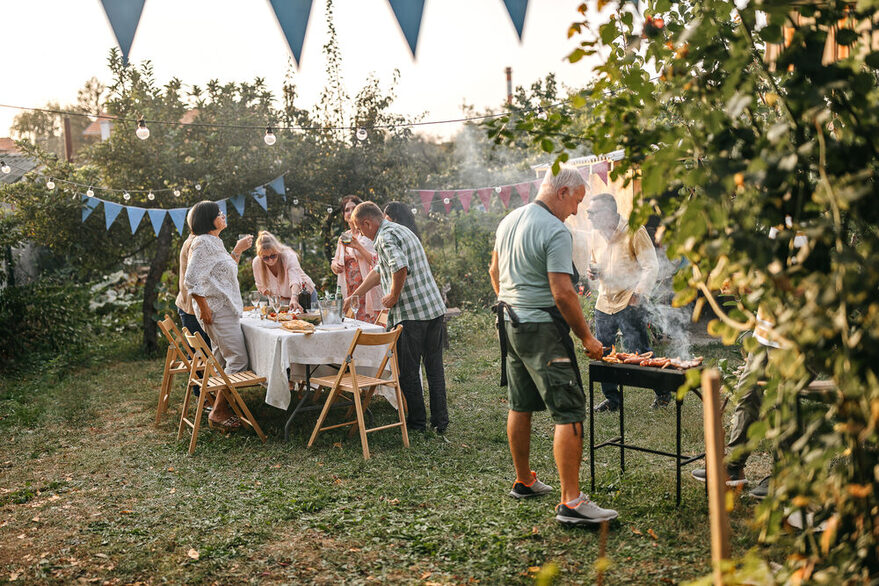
[374,220,445,326]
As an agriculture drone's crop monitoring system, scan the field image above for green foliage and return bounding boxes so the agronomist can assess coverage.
[495,0,879,580]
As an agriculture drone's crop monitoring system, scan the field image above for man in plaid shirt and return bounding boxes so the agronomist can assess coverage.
[345,202,448,433]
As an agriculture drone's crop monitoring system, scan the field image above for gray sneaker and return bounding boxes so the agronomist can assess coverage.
[509,470,553,499]
[555,493,619,525]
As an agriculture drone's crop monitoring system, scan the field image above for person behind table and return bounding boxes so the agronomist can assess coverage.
[587,192,661,413]
[344,201,449,434]
[184,200,253,431]
[252,230,316,313]
[383,201,420,239]
[331,195,382,321]
[489,164,617,526]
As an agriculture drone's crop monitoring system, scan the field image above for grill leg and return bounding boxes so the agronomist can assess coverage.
[619,386,625,473]
[284,364,313,441]
[676,397,682,506]
[590,378,595,493]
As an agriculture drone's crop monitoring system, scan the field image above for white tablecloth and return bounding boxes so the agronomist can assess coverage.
[240,316,397,410]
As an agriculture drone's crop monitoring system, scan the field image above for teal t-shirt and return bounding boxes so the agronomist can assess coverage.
[494,203,573,323]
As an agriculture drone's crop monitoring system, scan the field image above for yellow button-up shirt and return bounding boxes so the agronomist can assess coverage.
[590,218,658,314]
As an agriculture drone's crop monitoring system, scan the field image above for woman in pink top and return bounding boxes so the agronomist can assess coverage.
[252,231,316,313]
[331,195,382,322]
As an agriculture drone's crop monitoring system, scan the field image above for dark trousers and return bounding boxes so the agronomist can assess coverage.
[397,316,448,430]
[178,308,211,396]
[594,306,666,405]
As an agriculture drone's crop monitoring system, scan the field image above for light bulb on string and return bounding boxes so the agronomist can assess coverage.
[173,189,181,197]
[355,127,368,141]
[264,127,277,146]
[443,198,451,205]
[0,161,10,174]
[326,207,333,214]
[292,198,299,205]
[123,192,131,201]
[195,184,201,191]
[494,186,502,193]
[135,119,150,140]
[46,179,55,190]
[86,187,94,197]
[411,208,418,215]
[537,109,548,120]
[147,191,155,201]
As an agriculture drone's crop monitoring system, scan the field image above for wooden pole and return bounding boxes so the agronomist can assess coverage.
[702,368,730,584]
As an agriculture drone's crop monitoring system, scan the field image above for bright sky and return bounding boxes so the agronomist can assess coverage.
[1,0,607,140]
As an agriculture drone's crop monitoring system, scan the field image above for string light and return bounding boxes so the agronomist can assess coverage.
[264,127,277,146]
[537,109,548,120]
[173,189,181,197]
[123,192,131,201]
[147,191,155,200]
[86,186,94,197]
[0,161,9,174]
[411,207,418,215]
[494,186,502,193]
[46,179,55,190]
[136,118,150,140]
[292,198,299,205]
[195,184,201,191]
[326,207,333,213]
[443,197,451,205]
[355,127,368,141]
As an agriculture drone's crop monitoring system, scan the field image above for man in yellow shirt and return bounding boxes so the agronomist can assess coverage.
[586,193,662,412]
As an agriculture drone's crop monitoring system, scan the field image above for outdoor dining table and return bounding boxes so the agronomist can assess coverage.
[239,315,397,440]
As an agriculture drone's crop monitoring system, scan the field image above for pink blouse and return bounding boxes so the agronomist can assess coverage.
[252,249,315,299]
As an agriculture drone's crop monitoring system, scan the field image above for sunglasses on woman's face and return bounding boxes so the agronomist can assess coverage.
[261,253,278,261]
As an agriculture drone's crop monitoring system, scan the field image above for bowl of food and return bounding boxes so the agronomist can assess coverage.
[298,312,322,326]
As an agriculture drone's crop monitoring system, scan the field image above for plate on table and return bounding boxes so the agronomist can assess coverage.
[257,320,282,329]
[316,323,347,331]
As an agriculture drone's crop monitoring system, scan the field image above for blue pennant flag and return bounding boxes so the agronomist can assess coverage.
[387,0,425,56]
[127,206,146,234]
[502,0,529,40]
[99,0,146,66]
[267,175,286,200]
[268,0,313,66]
[104,201,123,229]
[230,194,246,217]
[217,199,227,218]
[168,208,188,235]
[252,186,268,211]
[148,209,167,236]
[82,195,101,222]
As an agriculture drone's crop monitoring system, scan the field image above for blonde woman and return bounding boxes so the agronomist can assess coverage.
[252,230,316,313]
[331,195,382,322]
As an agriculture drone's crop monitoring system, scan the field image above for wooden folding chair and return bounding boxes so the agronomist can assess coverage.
[156,314,198,426]
[374,308,389,328]
[178,329,268,454]
[307,325,408,459]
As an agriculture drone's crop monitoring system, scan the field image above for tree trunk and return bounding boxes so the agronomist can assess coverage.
[142,218,173,354]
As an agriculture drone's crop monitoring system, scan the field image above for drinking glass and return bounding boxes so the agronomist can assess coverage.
[349,295,360,320]
[258,296,268,320]
[270,294,281,315]
[249,291,260,317]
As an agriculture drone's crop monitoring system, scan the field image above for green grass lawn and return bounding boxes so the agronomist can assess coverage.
[0,310,782,584]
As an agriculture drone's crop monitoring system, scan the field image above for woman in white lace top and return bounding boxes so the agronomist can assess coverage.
[184,200,253,431]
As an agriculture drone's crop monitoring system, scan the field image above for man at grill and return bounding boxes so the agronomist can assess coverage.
[586,193,662,413]
[489,164,618,526]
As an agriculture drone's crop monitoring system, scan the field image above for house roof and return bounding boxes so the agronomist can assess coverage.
[0,137,20,154]
[82,113,116,136]
[0,152,40,185]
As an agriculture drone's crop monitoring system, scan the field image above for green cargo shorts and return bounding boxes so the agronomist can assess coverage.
[504,321,585,424]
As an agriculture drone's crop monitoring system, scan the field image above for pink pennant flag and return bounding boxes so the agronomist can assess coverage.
[592,161,609,185]
[458,190,474,212]
[497,185,512,209]
[419,190,435,213]
[477,188,493,210]
[440,191,455,213]
[516,182,531,205]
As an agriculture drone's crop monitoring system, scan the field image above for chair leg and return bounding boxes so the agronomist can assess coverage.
[352,388,370,460]
[188,387,209,455]
[308,386,339,448]
[156,349,174,426]
[177,379,195,440]
[226,387,267,442]
[395,382,409,448]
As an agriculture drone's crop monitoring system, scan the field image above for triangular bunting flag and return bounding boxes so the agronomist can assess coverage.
[168,208,188,235]
[99,0,146,66]
[592,161,609,185]
[387,0,426,57]
[458,190,473,213]
[516,182,531,205]
[577,166,590,181]
[502,0,529,40]
[477,188,493,211]
[532,179,542,194]
[148,209,166,236]
[440,191,455,213]
[230,194,246,217]
[267,175,286,200]
[82,195,101,222]
[104,201,123,229]
[252,186,268,211]
[267,0,313,66]
[497,186,512,209]
[127,206,146,234]
[217,199,227,218]
[419,190,435,213]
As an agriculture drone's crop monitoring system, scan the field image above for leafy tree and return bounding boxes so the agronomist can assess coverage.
[495,0,879,580]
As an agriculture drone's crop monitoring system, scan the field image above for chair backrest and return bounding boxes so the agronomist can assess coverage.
[158,314,193,368]
[181,327,236,390]
[340,325,403,383]
[374,308,389,327]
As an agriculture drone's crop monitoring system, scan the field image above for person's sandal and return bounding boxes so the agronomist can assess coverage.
[209,416,242,432]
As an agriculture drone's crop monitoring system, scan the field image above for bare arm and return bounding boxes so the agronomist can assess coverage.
[489,251,500,295]
[382,267,407,308]
[344,268,382,312]
[548,272,602,359]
